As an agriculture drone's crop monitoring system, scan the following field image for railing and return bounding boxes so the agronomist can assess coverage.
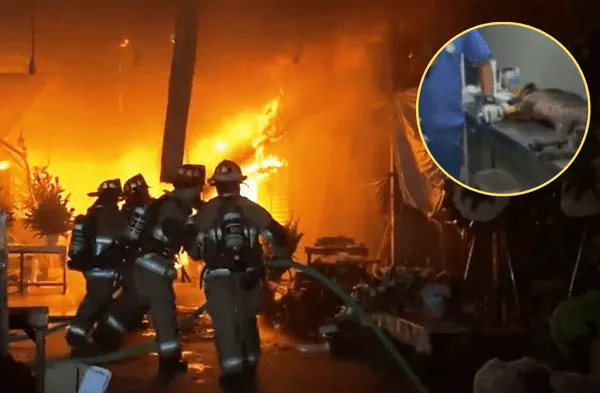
[7,245,67,295]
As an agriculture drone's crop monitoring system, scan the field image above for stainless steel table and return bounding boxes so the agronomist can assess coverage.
[464,102,570,191]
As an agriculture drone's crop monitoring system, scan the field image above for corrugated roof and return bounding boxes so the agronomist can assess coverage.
[0,73,49,138]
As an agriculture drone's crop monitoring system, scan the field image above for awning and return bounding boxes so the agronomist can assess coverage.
[391,88,446,218]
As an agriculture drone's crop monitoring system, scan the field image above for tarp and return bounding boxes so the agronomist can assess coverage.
[0,73,49,138]
[391,88,446,217]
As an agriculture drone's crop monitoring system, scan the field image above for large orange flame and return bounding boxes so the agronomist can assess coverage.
[196,93,286,204]
[33,93,287,214]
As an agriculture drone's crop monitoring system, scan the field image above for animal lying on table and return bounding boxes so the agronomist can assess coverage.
[504,83,589,152]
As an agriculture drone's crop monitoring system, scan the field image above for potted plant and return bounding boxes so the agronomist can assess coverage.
[23,166,74,245]
[261,215,304,325]
[263,215,304,283]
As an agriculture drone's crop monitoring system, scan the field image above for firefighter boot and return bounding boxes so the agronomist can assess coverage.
[219,371,248,388]
[244,354,259,378]
[92,325,124,353]
[65,329,97,357]
[158,356,188,376]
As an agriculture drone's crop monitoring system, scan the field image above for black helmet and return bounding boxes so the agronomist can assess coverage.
[124,173,149,195]
[87,179,122,197]
[173,164,206,189]
[208,160,247,185]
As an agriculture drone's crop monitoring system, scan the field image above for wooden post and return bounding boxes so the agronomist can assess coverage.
[160,0,200,183]
[0,211,9,357]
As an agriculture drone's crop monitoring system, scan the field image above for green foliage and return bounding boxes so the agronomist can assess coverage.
[23,166,74,238]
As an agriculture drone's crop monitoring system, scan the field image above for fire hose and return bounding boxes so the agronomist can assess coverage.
[10,322,69,342]
[13,259,429,393]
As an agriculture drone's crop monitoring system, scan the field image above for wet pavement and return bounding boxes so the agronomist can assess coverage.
[8,281,414,393]
[108,317,411,393]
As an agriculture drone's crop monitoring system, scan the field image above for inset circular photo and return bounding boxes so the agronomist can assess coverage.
[416,22,590,196]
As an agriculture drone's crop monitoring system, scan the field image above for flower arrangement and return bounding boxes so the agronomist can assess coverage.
[23,166,74,239]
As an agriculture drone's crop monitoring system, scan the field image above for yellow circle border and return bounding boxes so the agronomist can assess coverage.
[415,21,592,197]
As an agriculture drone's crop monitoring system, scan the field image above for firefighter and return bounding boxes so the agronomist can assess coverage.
[187,160,291,384]
[123,164,205,375]
[93,174,153,350]
[66,179,127,354]
[122,173,153,216]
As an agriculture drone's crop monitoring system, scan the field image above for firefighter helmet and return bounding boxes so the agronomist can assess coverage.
[124,173,149,195]
[208,160,247,185]
[87,179,123,197]
[173,164,206,189]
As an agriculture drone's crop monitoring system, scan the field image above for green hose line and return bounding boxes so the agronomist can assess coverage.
[44,304,207,367]
[268,259,430,393]
[11,289,124,342]
[19,259,428,393]
[10,322,70,342]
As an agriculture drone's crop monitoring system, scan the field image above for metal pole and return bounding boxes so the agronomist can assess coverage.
[376,220,391,261]
[568,227,587,298]
[159,0,200,183]
[436,220,446,271]
[501,228,521,322]
[385,16,397,268]
[463,231,476,280]
[0,211,10,357]
[389,120,396,266]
